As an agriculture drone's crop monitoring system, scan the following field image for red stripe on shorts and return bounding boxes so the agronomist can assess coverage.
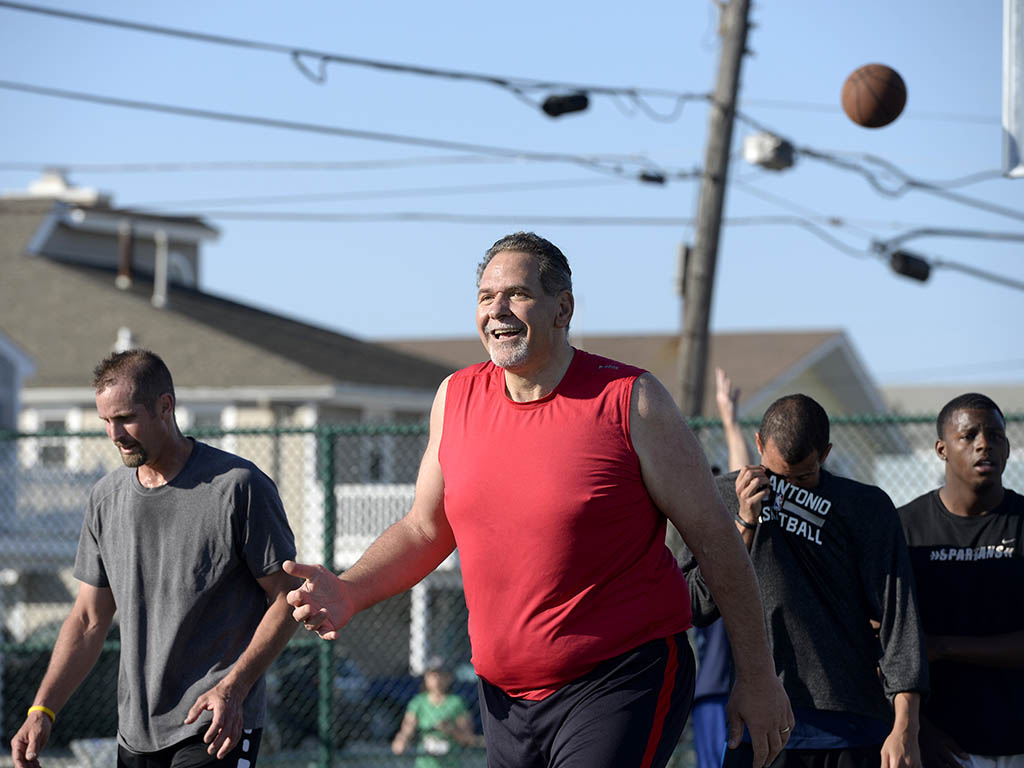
[639,634,679,768]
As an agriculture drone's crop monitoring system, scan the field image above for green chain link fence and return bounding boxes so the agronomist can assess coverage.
[2,415,1022,767]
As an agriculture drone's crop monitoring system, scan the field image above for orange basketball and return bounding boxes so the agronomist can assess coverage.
[841,63,907,128]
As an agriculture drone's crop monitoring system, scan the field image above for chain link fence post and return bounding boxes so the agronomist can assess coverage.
[317,425,336,768]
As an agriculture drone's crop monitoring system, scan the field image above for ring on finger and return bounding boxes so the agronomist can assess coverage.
[780,726,791,734]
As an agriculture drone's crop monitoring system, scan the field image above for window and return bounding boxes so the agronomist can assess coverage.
[39,418,67,466]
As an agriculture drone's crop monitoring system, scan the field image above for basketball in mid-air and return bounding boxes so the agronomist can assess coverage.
[841,64,907,128]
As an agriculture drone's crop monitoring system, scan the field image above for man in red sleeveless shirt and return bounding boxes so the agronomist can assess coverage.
[284,232,792,768]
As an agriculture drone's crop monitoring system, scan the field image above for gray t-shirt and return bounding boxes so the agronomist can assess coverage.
[74,439,296,753]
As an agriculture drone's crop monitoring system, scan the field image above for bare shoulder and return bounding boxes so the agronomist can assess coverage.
[428,375,453,436]
[628,373,719,521]
[630,372,685,425]
[629,372,699,467]
[433,375,453,411]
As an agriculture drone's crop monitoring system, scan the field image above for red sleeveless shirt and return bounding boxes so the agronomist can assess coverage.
[439,349,692,698]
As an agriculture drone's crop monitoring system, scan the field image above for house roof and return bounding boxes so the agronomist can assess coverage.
[379,329,883,418]
[0,199,451,394]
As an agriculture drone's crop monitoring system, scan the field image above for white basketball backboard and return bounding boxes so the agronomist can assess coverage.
[1005,0,1024,177]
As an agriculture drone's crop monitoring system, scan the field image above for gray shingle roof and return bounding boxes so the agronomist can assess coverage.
[1,199,451,391]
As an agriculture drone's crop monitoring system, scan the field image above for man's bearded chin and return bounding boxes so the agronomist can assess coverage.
[119,447,148,468]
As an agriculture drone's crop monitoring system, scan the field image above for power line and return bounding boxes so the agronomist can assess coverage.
[167,210,880,229]
[0,156,555,173]
[735,110,1024,223]
[876,226,1024,251]
[193,211,701,225]
[0,0,707,121]
[0,80,674,183]
[131,176,645,210]
[731,178,879,239]
[924,169,1006,189]
[928,256,1024,291]
[732,177,1024,292]
[800,148,1024,223]
[0,2,1001,129]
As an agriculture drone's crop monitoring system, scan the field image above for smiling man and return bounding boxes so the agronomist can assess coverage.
[10,349,299,768]
[682,394,928,768]
[284,231,792,768]
[898,394,1024,768]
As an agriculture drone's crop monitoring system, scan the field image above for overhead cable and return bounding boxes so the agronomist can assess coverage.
[0,156,584,173]
[131,176,650,210]
[735,109,1024,223]
[0,80,676,183]
[0,2,1000,125]
[0,0,706,121]
[733,161,1024,293]
[171,211,869,229]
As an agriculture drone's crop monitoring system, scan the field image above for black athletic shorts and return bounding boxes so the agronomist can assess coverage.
[116,728,263,768]
[479,631,695,768]
[723,743,882,768]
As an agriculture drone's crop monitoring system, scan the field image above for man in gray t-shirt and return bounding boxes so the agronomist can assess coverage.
[10,349,300,768]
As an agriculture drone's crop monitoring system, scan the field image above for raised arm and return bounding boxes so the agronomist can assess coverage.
[286,377,457,639]
[629,373,792,767]
[10,582,116,768]
[715,367,752,471]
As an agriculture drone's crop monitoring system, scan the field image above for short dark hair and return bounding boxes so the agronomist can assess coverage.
[92,349,175,414]
[936,393,1005,438]
[477,231,572,296]
[759,394,830,463]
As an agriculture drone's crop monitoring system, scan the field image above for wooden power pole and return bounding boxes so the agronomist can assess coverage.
[678,0,752,416]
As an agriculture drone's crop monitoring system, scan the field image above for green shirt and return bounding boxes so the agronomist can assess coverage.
[405,692,470,768]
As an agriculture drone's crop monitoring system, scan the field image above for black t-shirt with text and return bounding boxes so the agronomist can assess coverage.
[899,488,1024,756]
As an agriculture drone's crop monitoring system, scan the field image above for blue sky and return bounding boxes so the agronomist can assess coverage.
[1,0,1021,387]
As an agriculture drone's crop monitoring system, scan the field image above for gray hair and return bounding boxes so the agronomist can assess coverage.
[477,232,572,296]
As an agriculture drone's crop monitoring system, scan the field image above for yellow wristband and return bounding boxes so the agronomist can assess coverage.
[28,705,55,723]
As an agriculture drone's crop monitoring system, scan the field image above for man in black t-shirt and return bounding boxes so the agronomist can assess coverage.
[682,394,928,768]
[899,393,1024,767]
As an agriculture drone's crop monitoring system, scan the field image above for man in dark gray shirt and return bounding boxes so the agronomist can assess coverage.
[10,349,300,768]
[682,394,928,768]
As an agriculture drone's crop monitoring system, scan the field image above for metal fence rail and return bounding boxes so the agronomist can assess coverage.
[2,415,1022,767]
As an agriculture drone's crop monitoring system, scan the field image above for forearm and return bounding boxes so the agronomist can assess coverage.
[881,692,921,768]
[722,423,752,472]
[392,713,417,753]
[892,692,920,735]
[929,629,1024,668]
[33,612,110,714]
[220,595,299,696]
[733,515,756,549]
[342,515,455,614]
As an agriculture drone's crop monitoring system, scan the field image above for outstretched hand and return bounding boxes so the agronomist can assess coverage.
[283,560,354,641]
[726,670,793,768]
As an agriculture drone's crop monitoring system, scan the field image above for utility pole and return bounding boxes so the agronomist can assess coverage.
[678,0,752,416]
